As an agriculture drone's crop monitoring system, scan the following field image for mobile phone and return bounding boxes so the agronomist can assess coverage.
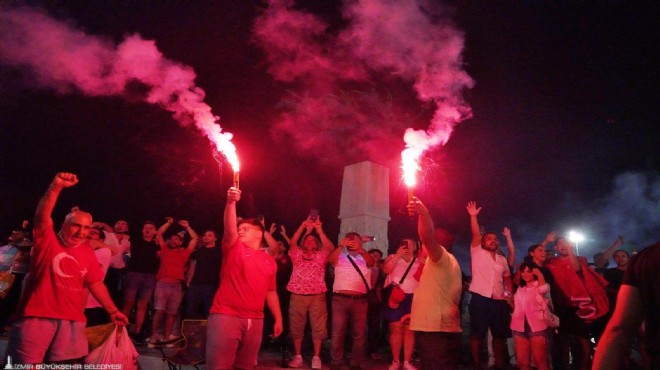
[309,209,319,222]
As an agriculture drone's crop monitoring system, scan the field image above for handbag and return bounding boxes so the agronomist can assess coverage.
[85,325,139,370]
[0,269,16,299]
[535,287,560,328]
[382,257,416,309]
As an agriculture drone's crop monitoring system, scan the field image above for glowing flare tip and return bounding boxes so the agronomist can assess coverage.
[401,148,420,188]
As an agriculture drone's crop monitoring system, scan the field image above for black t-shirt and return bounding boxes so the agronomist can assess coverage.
[126,237,160,274]
[189,245,222,286]
[623,243,660,363]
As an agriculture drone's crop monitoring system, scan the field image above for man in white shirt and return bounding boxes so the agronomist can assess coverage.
[466,202,514,370]
[328,232,375,369]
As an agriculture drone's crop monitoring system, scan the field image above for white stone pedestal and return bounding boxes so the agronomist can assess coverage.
[338,161,391,255]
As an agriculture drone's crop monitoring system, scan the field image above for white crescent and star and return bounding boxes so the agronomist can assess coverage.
[52,252,87,278]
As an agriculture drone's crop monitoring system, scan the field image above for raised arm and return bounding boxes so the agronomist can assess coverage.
[382,244,406,275]
[466,201,482,249]
[502,227,516,268]
[290,219,312,252]
[264,223,279,257]
[532,267,546,286]
[594,236,624,269]
[539,231,557,249]
[34,173,79,233]
[279,225,291,245]
[156,217,173,250]
[178,220,198,250]
[408,197,444,263]
[222,187,240,249]
[328,239,346,266]
[314,218,335,255]
[566,241,582,272]
[358,244,376,267]
[91,222,113,233]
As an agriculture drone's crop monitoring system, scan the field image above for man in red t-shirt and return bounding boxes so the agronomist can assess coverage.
[5,173,128,365]
[148,217,198,346]
[206,186,283,369]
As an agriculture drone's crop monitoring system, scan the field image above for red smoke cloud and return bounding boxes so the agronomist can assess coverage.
[253,0,474,167]
[0,6,236,166]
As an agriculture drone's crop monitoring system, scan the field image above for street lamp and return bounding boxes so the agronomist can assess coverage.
[567,230,585,256]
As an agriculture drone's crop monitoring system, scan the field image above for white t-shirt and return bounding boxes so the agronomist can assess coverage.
[104,232,130,269]
[333,251,371,293]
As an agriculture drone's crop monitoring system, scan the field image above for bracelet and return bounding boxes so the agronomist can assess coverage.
[109,309,119,315]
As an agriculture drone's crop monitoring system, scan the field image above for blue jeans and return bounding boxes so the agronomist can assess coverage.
[330,294,368,368]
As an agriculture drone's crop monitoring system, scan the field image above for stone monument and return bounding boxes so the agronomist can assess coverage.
[338,161,390,255]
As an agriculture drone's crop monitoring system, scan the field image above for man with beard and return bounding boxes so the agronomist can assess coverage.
[5,173,128,364]
[466,201,514,370]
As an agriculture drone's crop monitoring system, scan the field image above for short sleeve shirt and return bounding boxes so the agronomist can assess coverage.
[409,250,462,332]
[287,248,328,295]
[469,247,510,299]
[332,252,371,293]
[210,240,277,319]
[16,227,104,322]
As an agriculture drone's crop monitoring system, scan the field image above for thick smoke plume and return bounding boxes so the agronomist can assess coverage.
[253,0,474,167]
[508,171,660,261]
[0,6,236,166]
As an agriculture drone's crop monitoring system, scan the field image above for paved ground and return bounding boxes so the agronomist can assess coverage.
[138,341,417,369]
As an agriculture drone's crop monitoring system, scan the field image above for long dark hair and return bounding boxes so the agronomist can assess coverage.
[518,261,539,287]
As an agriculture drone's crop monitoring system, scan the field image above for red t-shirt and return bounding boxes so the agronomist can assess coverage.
[16,227,104,322]
[210,240,277,319]
[157,246,194,283]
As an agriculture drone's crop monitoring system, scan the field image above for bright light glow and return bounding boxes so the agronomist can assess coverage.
[401,147,420,187]
[567,230,585,244]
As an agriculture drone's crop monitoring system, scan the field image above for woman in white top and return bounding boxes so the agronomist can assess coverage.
[381,239,422,370]
[511,261,553,370]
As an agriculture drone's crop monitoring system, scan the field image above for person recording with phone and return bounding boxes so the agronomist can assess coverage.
[328,231,375,369]
[285,211,334,369]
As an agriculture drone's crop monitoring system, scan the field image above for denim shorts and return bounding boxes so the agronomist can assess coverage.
[154,281,183,315]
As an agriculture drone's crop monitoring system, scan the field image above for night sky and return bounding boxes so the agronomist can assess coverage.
[1,1,658,271]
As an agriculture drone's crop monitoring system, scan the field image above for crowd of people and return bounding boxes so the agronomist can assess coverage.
[0,172,657,370]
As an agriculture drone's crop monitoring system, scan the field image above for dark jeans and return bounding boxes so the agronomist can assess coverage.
[366,299,382,355]
[185,284,216,319]
[331,295,368,368]
[416,331,462,370]
[104,267,124,307]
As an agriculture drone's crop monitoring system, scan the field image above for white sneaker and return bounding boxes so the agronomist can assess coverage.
[389,361,401,370]
[288,355,303,368]
[402,361,418,370]
[311,356,322,369]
